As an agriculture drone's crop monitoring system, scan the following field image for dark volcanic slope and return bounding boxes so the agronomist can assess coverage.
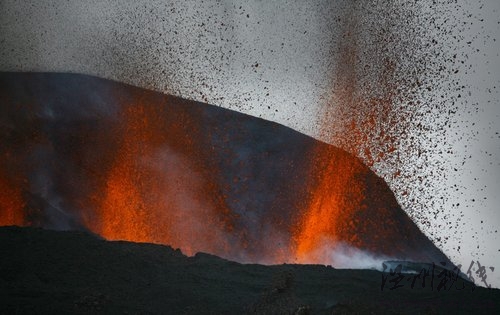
[1,72,447,265]
[1,226,498,315]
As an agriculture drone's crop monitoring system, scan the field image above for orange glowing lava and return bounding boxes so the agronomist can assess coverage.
[0,165,25,226]
[92,104,164,243]
[293,147,366,263]
[291,5,409,265]
[85,102,233,256]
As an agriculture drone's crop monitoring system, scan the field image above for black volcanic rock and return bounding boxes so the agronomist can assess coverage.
[0,72,449,266]
[0,226,498,314]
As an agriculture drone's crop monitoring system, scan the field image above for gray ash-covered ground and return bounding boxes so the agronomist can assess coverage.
[1,226,498,314]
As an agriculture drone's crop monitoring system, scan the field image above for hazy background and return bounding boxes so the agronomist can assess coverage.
[1,0,498,288]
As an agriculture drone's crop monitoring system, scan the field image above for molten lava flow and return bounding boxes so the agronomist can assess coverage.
[96,140,155,244]
[292,147,365,264]
[91,103,171,243]
[85,102,233,257]
[0,163,25,226]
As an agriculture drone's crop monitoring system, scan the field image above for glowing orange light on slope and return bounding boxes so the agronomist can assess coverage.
[0,163,25,226]
[292,147,365,264]
[87,102,233,257]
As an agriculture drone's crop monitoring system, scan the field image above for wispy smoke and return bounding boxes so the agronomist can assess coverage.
[143,145,234,256]
[298,239,395,271]
[328,243,394,271]
[27,145,80,231]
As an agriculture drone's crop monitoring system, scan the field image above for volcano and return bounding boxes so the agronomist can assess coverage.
[0,72,451,268]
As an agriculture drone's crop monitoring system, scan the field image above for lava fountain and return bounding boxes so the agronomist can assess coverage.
[293,147,365,263]
[87,100,236,257]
